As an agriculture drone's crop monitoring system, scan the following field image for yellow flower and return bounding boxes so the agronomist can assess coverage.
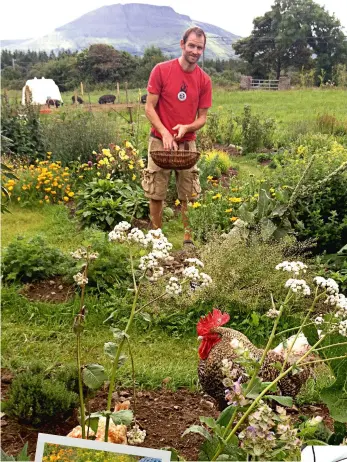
[138,159,145,168]
[115,145,121,151]
[231,188,239,192]
[192,202,201,208]
[22,185,27,190]
[8,186,13,191]
[78,175,84,179]
[207,175,213,181]
[39,200,43,204]
[51,190,57,195]
[269,188,275,193]
[63,196,69,202]
[230,216,238,222]
[229,197,242,203]
[125,141,133,149]
[128,164,134,170]
[132,174,137,181]
[44,195,49,200]
[102,148,111,157]
[17,197,21,201]
[212,193,222,200]
[45,199,50,203]
[45,187,51,192]
[175,199,180,206]
[225,208,233,213]
[47,152,52,155]
[106,173,111,179]
[96,172,101,176]
[68,191,74,197]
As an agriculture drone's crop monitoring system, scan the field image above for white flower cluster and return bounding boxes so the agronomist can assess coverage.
[184,258,204,268]
[266,308,280,319]
[126,424,146,445]
[127,227,147,247]
[147,266,164,282]
[139,253,159,271]
[285,278,311,296]
[165,277,182,296]
[108,229,127,243]
[73,272,88,286]
[314,276,339,295]
[182,265,200,282]
[338,319,347,337]
[108,221,132,243]
[114,221,132,232]
[275,261,307,275]
[200,272,212,287]
[71,248,88,260]
[314,316,324,326]
[335,294,347,319]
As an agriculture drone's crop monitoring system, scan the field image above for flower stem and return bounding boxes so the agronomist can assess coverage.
[299,354,347,366]
[76,333,86,439]
[104,252,142,442]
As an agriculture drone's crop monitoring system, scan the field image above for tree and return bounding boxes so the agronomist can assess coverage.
[233,0,347,80]
[133,46,167,83]
[76,44,137,84]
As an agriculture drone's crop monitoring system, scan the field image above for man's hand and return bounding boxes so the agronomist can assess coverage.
[162,130,178,151]
[172,124,189,141]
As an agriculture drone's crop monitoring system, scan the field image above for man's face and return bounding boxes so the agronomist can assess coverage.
[180,33,205,65]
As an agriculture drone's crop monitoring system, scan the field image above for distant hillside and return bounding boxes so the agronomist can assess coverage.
[2,3,241,59]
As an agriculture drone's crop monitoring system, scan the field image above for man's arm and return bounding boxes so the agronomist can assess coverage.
[145,93,178,150]
[172,108,209,141]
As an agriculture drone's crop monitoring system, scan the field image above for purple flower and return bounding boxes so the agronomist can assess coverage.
[88,161,93,167]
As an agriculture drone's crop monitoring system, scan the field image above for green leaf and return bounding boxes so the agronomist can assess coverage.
[182,424,212,441]
[256,188,271,219]
[320,371,347,422]
[110,409,133,426]
[199,416,217,429]
[259,217,277,241]
[251,311,259,327]
[265,395,293,407]
[17,443,29,461]
[82,364,108,390]
[85,414,101,434]
[104,342,117,359]
[111,328,129,344]
[217,405,237,428]
[140,312,151,322]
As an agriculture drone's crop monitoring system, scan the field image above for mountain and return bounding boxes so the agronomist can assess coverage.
[2,3,241,59]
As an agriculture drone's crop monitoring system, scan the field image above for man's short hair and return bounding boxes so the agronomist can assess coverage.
[182,27,206,46]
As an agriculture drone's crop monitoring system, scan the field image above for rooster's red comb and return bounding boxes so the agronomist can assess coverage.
[197,309,230,336]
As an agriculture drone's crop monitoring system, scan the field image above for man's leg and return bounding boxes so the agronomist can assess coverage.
[150,198,164,229]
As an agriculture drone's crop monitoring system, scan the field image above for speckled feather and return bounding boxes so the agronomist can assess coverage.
[198,327,311,410]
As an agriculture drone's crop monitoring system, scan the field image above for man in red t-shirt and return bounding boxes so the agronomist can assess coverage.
[142,26,212,247]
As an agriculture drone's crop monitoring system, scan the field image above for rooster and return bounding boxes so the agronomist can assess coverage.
[197,309,311,410]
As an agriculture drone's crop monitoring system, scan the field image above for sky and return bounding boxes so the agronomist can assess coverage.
[1,0,346,40]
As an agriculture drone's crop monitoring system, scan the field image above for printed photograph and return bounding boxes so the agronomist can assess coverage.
[34,434,170,462]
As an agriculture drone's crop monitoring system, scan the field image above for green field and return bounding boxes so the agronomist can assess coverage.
[4,87,347,128]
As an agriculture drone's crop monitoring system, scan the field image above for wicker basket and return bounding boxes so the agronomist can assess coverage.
[150,149,200,170]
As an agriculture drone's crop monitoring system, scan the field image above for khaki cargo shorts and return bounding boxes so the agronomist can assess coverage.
[141,137,201,201]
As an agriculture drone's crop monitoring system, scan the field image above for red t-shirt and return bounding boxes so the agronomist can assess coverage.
[147,58,212,141]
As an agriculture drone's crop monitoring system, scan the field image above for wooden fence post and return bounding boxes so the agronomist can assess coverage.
[80,82,84,96]
[116,82,120,103]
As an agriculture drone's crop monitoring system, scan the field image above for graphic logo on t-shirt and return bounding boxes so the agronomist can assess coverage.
[177,82,188,101]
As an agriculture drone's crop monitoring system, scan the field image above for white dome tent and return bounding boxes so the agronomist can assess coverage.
[21,77,63,105]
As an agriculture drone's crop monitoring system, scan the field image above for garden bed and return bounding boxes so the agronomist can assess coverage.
[1,367,337,461]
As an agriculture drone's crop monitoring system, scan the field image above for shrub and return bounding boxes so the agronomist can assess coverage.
[240,105,276,153]
[41,110,119,164]
[2,235,72,283]
[267,137,347,253]
[204,150,233,174]
[3,371,78,425]
[1,97,46,161]
[75,178,149,231]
